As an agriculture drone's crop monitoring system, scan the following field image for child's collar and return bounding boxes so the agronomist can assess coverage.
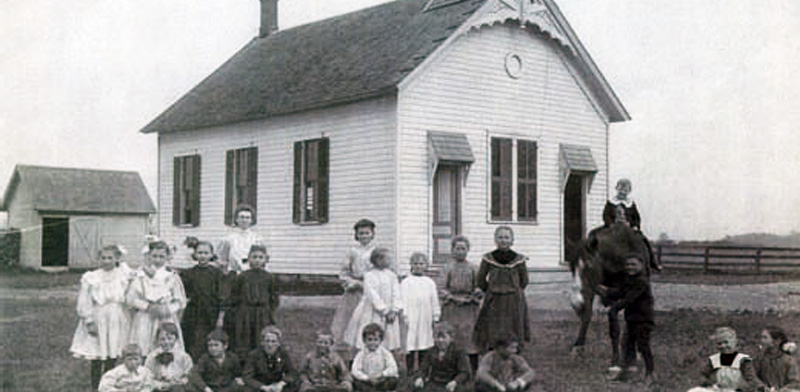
[610,196,635,207]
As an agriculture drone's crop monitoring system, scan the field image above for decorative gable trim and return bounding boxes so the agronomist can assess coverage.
[467,0,574,55]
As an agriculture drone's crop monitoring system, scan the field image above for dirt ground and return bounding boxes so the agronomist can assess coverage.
[1,273,799,391]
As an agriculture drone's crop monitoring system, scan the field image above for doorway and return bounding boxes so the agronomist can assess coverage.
[42,217,69,267]
[563,174,585,261]
[432,165,461,263]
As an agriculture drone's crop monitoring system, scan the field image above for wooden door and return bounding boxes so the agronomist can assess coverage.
[564,174,585,260]
[42,217,69,267]
[432,165,461,263]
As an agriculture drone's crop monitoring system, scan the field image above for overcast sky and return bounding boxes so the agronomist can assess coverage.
[2,0,798,240]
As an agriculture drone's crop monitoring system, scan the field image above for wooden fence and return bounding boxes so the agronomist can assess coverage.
[655,242,800,273]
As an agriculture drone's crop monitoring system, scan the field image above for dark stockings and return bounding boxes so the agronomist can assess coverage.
[90,358,117,390]
[623,322,654,375]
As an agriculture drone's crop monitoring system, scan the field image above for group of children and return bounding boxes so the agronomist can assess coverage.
[687,326,800,392]
[69,189,799,392]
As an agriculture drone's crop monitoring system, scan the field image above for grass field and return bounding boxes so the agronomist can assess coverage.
[2,270,799,391]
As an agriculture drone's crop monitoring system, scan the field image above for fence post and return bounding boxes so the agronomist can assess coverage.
[657,244,663,267]
[755,248,762,274]
[704,247,711,273]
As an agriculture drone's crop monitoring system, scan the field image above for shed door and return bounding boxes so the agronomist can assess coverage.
[42,218,69,267]
[432,165,461,263]
[563,174,586,260]
[71,218,101,268]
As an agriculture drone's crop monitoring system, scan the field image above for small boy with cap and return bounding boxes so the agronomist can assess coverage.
[98,344,155,392]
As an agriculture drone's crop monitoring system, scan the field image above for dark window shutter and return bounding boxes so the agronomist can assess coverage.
[248,148,258,224]
[191,155,201,226]
[224,150,234,226]
[491,138,512,220]
[318,138,329,223]
[292,142,303,223]
[173,157,181,226]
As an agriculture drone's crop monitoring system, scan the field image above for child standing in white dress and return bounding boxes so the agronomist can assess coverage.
[331,219,377,358]
[70,245,131,391]
[126,241,187,354]
[344,248,403,351]
[401,252,441,373]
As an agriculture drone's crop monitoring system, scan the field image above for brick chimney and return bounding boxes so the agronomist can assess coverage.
[259,0,278,38]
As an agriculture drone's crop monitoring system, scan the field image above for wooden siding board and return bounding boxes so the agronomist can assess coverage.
[158,98,397,274]
[398,24,607,269]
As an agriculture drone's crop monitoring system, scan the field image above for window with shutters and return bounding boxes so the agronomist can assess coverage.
[224,147,258,225]
[173,155,201,227]
[293,138,329,224]
[490,137,537,222]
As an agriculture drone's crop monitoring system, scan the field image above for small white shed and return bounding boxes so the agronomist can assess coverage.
[1,165,156,269]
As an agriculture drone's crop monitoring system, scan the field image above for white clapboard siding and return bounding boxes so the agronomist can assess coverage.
[398,24,608,269]
[158,97,397,275]
[6,182,42,268]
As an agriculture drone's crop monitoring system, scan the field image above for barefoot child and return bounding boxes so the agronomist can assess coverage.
[351,323,400,392]
[331,219,378,360]
[99,344,155,392]
[127,241,187,354]
[299,330,353,392]
[70,245,131,390]
[145,322,194,391]
[687,327,759,392]
[401,252,441,373]
[344,248,403,351]
[475,337,535,392]
[413,323,470,392]
[753,325,800,391]
[226,244,279,356]
[188,330,247,392]
[440,236,481,370]
[473,227,530,352]
[181,241,226,360]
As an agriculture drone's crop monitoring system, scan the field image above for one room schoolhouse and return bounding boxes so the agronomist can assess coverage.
[1,165,156,269]
[141,0,629,276]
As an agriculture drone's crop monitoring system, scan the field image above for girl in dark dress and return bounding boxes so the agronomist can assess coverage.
[472,226,530,352]
[226,245,279,356]
[181,241,226,361]
[600,178,660,272]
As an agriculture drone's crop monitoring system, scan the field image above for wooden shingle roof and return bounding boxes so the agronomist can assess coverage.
[1,165,156,214]
[141,0,484,134]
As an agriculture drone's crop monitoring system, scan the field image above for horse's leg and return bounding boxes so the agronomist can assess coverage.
[573,292,593,349]
[607,308,621,367]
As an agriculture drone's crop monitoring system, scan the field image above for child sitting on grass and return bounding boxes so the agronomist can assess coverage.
[188,330,247,392]
[753,325,800,392]
[299,330,353,392]
[475,337,535,392]
[243,326,296,392]
[351,323,400,392]
[145,322,194,391]
[687,327,759,392]
[99,344,154,392]
[412,322,470,392]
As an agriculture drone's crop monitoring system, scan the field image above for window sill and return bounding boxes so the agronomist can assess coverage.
[174,224,200,229]
[294,221,327,226]
[486,219,539,226]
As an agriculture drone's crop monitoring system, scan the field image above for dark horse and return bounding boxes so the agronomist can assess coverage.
[567,222,653,367]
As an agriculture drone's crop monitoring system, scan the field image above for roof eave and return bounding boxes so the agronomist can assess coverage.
[144,87,399,135]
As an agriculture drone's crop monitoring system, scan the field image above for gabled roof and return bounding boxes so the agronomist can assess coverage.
[142,0,484,134]
[141,0,628,134]
[1,165,156,214]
